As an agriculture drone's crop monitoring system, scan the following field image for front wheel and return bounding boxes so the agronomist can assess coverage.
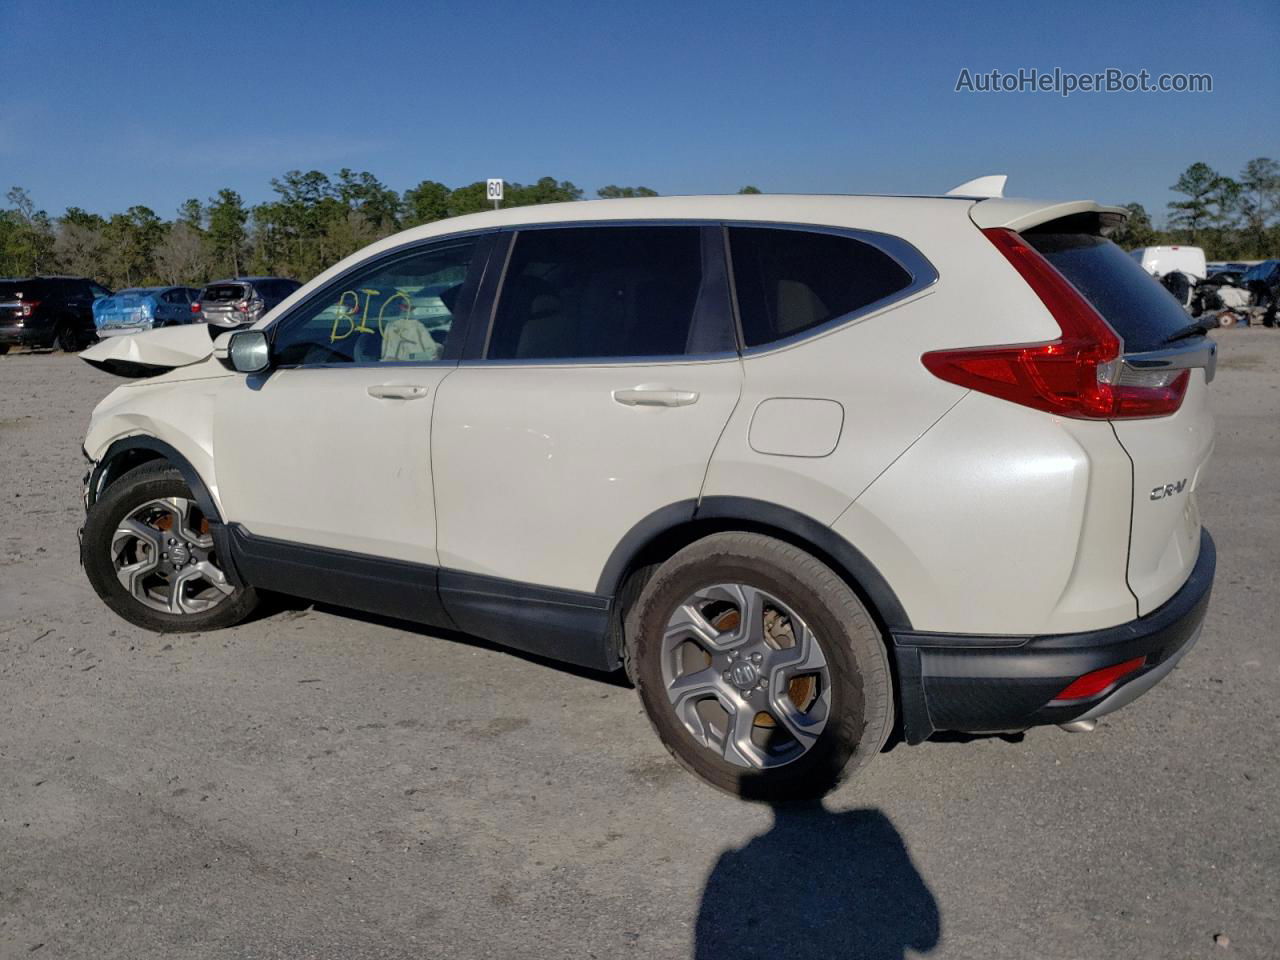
[82,462,259,632]
[629,533,893,800]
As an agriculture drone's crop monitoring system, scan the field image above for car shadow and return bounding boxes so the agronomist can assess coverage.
[694,804,939,960]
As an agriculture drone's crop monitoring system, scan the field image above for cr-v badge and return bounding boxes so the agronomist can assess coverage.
[1150,479,1188,500]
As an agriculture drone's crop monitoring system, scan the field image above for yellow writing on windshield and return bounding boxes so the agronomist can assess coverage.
[329,287,416,343]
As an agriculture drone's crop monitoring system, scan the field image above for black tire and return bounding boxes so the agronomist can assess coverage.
[0,344,9,355]
[629,532,893,801]
[56,321,79,352]
[82,462,259,632]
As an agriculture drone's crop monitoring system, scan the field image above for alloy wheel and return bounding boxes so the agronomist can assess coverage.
[111,497,234,614]
[661,583,831,769]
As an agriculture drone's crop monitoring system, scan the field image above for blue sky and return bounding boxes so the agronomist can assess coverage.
[1,0,1275,225]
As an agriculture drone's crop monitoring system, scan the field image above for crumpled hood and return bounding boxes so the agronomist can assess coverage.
[81,323,219,377]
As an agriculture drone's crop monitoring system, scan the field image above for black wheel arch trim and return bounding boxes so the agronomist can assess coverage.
[88,436,222,522]
[595,496,914,632]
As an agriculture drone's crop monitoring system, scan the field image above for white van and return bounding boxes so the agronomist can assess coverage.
[1130,245,1207,280]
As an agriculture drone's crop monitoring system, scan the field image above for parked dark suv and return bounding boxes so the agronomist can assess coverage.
[0,276,112,354]
[194,277,301,329]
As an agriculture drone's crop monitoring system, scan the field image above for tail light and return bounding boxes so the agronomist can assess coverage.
[1050,656,1146,702]
[235,300,249,313]
[190,302,202,313]
[19,300,40,317]
[921,228,1189,419]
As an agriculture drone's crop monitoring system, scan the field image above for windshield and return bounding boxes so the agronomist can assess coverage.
[1024,233,1193,353]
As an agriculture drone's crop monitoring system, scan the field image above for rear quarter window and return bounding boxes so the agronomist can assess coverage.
[727,227,913,348]
[1024,233,1191,353]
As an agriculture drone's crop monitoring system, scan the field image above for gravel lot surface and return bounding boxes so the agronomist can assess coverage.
[1,332,1277,960]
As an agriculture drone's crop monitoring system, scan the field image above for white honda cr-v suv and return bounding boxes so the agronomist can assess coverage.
[79,189,1216,799]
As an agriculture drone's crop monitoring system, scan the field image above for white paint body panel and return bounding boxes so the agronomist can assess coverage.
[748,399,844,458]
[431,358,742,590]
[1112,372,1214,614]
[834,392,1137,634]
[212,366,455,564]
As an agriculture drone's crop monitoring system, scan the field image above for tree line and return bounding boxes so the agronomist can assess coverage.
[0,160,1274,290]
[0,174,763,290]
[1110,158,1279,260]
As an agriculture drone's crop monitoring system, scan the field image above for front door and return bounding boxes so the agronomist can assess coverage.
[213,234,488,567]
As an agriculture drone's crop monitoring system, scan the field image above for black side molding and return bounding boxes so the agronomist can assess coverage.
[227,524,452,628]
[224,525,617,672]
[438,570,615,672]
[596,496,913,633]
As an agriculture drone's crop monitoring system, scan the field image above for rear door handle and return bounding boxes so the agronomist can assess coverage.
[367,384,429,400]
[612,388,700,407]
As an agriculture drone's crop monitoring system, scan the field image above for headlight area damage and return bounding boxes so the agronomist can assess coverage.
[81,323,222,378]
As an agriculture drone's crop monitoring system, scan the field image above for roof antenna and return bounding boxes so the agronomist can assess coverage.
[946,175,1007,198]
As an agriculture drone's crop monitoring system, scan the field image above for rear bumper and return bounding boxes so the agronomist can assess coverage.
[0,323,45,346]
[891,529,1215,744]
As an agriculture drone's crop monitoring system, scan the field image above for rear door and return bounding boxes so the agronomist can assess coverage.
[431,224,743,596]
[1025,230,1215,614]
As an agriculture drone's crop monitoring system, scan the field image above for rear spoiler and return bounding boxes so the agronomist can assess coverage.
[968,198,1130,236]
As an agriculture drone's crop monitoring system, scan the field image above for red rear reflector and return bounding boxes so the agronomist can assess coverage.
[19,300,41,317]
[190,302,201,312]
[1052,656,1146,702]
[921,228,1188,419]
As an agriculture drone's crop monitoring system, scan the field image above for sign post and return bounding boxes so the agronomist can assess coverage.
[487,178,504,210]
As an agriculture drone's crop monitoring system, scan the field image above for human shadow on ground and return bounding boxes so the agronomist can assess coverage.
[694,804,939,960]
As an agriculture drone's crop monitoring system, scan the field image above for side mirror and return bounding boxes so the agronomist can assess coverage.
[227,329,272,374]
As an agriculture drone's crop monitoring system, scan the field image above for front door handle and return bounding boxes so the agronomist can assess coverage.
[612,387,700,407]
[367,384,429,400]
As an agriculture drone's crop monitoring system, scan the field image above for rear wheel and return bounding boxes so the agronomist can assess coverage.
[82,462,259,632]
[0,344,9,355]
[56,322,79,352]
[629,533,893,800]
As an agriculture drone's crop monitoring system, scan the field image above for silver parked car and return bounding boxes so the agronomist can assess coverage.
[194,277,300,329]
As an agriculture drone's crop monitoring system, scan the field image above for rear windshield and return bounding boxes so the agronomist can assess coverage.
[202,284,247,302]
[1024,233,1191,353]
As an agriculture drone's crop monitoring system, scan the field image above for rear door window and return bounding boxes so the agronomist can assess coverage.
[486,226,731,360]
[1025,233,1192,353]
[727,227,913,348]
